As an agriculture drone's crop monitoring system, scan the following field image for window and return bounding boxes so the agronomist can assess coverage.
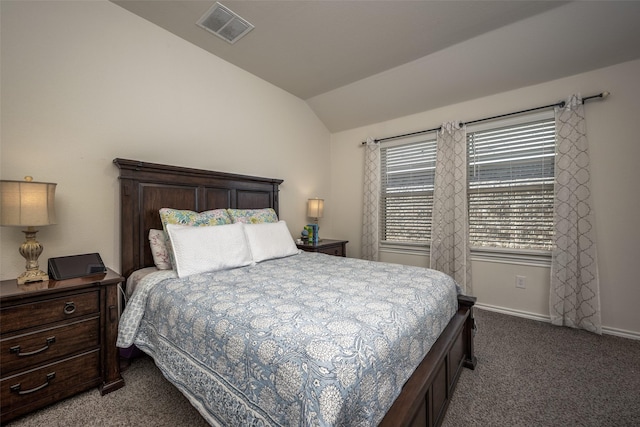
[380,137,437,244]
[467,112,555,251]
[378,111,556,252]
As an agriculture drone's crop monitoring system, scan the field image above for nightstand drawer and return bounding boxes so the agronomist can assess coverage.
[0,350,100,419]
[318,245,344,257]
[0,291,99,335]
[1,317,100,375]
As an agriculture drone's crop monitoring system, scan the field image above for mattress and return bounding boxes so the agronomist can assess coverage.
[124,266,158,298]
[117,252,460,426]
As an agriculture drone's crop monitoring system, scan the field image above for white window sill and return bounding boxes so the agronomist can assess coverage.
[470,246,551,267]
[379,242,551,267]
[379,241,429,256]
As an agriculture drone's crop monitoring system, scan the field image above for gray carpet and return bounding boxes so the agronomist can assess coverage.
[442,310,640,427]
[7,309,640,426]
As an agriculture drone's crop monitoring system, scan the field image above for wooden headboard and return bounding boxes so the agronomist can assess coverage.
[114,158,283,278]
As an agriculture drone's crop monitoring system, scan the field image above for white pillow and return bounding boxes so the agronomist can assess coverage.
[166,222,253,278]
[243,221,300,263]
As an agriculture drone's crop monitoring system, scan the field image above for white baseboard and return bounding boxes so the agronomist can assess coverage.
[600,325,640,341]
[475,303,550,323]
[475,303,640,341]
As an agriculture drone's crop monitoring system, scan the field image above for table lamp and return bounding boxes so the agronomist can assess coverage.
[307,198,324,240]
[307,198,324,224]
[1,177,57,284]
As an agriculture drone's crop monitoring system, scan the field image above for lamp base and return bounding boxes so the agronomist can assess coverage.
[17,269,49,285]
[17,227,49,284]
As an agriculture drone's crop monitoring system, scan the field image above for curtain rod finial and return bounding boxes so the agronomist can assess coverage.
[601,91,610,98]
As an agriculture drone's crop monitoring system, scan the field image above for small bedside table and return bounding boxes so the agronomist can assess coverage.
[297,239,348,257]
[0,268,125,423]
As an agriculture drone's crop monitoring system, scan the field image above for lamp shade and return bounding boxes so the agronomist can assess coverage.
[307,198,324,219]
[1,179,57,227]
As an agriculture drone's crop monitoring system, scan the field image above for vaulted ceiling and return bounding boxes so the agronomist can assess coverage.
[112,1,640,132]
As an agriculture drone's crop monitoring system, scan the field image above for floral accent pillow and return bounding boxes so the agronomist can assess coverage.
[148,229,171,270]
[227,208,278,224]
[159,208,233,268]
[159,208,232,228]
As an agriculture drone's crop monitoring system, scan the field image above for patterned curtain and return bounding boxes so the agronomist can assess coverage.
[550,94,601,334]
[362,137,380,261]
[430,122,472,294]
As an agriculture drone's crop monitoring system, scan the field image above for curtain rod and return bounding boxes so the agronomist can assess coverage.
[361,92,609,145]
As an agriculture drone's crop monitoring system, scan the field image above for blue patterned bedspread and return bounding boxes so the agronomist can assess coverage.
[117,252,460,426]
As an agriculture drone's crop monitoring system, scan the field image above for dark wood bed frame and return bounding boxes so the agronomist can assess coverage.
[114,158,477,427]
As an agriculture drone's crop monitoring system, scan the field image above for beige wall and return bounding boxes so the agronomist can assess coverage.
[2,1,638,337]
[0,1,332,278]
[330,59,640,337]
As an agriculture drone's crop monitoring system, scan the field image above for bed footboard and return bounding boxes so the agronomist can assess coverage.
[379,294,476,427]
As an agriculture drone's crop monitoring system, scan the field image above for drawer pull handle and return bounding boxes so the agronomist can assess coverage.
[63,302,76,315]
[10,372,56,395]
[10,337,56,357]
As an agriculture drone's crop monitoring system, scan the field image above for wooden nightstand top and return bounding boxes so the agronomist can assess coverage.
[0,268,123,303]
[297,239,348,257]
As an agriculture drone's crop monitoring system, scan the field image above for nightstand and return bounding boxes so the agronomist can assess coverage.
[297,239,348,257]
[0,268,124,423]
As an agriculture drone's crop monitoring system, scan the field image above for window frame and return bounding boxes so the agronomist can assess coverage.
[466,110,555,253]
[378,110,555,263]
[379,133,437,248]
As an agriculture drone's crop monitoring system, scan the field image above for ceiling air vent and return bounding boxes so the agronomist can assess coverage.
[197,2,254,44]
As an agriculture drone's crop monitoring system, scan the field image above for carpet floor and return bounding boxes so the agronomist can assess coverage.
[7,309,640,426]
[441,310,640,427]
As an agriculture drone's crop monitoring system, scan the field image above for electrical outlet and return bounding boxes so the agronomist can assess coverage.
[516,275,526,289]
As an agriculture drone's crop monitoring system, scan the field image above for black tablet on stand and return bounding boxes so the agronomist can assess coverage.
[48,253,106,280]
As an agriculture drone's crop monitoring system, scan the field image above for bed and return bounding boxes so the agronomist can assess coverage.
[114,158,477,427]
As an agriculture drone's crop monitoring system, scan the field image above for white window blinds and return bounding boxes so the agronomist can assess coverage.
[467,115,556,250]
[380,138,436,243]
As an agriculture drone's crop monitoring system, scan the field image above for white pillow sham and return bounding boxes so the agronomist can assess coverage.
[166,222,253,278]
[243,220,300,263]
